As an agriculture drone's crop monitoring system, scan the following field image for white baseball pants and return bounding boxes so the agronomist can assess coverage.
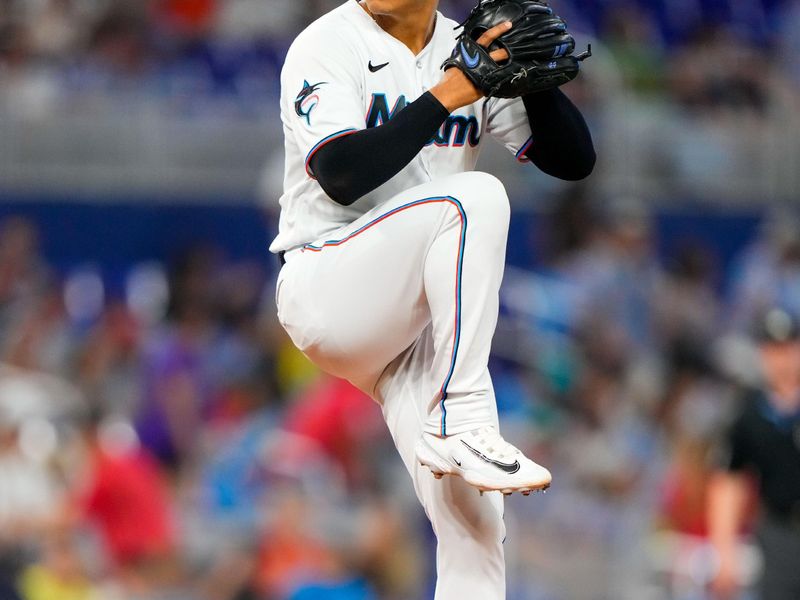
[276,171,509,599]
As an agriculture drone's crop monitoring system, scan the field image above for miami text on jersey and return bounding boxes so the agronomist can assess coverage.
[366,93,481,148]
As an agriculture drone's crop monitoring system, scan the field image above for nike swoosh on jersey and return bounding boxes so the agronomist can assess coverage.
[460,43,481,69]
[460,441,521,474]
[368,60,390,72]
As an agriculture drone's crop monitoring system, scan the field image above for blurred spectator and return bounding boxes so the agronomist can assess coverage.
[563,359,654,501]
[656,241,720,355]
[18,535,93,600]
[729,208,800,331]
[156,0,217,39]
[0,218,50,336]
[282,376,385,490]
[75,302,141,419]
[1,285,72,375]
[669,25,771,116]
[77,414,176,585]
[602,5,665,94]
[27,0,83,60]
[661,436,714,537]
[215,0,304,41]
[0,369,66,600]
[135,246,219,469]
[198,407,278,533]
[775,0,800,85]
[87,2,151,75]
[255,489,346,599]
[560,196,662,362]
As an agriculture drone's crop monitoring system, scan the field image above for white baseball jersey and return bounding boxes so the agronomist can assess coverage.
[269,0,534,253]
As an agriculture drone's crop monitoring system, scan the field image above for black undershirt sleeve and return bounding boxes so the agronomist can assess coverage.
[310,87,595,206]
[520,88,595,181]
[310,91,450,206]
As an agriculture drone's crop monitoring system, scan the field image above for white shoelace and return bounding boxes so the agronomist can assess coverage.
[467,426,520,462]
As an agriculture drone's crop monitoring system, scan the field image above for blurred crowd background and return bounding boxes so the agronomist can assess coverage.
[1,1,800,599]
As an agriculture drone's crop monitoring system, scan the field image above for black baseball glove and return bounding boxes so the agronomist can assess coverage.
[442,0,591,98]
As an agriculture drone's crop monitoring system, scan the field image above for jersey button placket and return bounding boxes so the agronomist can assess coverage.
[414,60,426,93]
[415,59,434,177]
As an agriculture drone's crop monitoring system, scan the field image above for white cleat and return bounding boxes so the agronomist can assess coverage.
[415,425,552,495]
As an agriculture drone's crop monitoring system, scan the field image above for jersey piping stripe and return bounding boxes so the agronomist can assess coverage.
[304,128,358,179]
[302,195,467,437]
[515,136,533,163]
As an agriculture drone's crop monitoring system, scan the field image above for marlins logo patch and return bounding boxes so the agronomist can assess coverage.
[294,80,326,125]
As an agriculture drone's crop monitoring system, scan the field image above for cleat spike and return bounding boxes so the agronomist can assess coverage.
[434,473,443,480]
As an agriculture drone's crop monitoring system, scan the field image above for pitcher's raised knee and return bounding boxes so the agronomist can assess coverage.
[448,172,510,224]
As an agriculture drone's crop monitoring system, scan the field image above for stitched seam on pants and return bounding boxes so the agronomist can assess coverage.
[302,195,467,436]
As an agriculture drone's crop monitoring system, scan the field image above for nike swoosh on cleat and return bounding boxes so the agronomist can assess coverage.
[368,60,389,72]
[460,42,481,68]
[460,441,521,474]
